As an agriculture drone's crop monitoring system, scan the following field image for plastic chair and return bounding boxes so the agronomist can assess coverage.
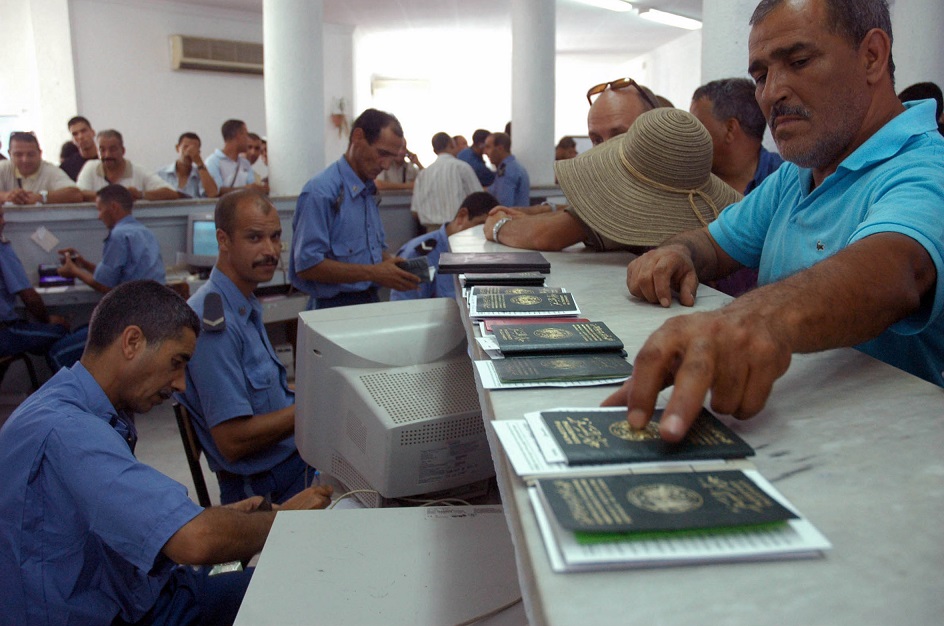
[0,353,40,392]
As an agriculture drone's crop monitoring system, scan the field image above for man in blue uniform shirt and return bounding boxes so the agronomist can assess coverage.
[608,0,944,443]
[391,191,498,302]
[290,108,420,309]
[50,184,166,369]
[180,189,312,504]
[457,128,496,187]
[484,132,531,207]
[0,206,68,358]
[0,280,331,625]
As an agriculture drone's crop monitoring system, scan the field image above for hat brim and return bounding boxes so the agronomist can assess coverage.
[554,136,743,247]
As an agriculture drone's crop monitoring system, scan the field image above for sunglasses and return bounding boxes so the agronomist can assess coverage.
[586,77,660,110]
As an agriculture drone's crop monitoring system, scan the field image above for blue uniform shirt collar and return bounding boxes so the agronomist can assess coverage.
[104,214,136,242]
[70,361,122,426]
[207,266,261,322]
[339,155,377,198]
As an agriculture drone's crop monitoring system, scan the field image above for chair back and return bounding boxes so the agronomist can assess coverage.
[172,402,213,508]
[0,353,40,392]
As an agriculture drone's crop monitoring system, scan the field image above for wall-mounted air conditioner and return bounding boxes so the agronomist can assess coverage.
[170,35,263,75]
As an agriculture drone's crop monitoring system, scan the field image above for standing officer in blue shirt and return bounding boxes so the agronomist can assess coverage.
[180,189,312,505]
[457,128,496,187]
[290,108,421,309]
[50,183,166,369]
[484,132,531,207]
[0,280,332,625]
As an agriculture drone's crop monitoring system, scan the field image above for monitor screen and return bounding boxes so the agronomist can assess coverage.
[192,219,218,257]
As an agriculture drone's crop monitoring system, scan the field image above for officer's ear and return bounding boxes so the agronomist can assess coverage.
[453,207,470,226]
[216,227,230,253]
[119,325,147,360]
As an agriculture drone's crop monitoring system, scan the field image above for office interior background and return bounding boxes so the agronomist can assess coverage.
[3,0,938,188]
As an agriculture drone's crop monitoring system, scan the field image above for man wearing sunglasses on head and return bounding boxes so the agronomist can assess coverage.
[483,78,661,252]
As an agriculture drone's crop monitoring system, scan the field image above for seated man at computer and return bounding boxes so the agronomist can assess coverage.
[0,206,69,359]
[49,184,166,369]
[391,191,498,301]
[178,189,313,505]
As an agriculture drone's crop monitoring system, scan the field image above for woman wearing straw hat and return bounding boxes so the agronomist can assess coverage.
[553,107,742,250]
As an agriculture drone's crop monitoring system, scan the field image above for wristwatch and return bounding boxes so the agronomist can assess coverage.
[39,190,48,204]
[491,217,511,243]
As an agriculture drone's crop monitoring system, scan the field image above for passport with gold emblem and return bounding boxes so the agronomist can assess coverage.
[536,470,797,537]
[494,321,623,356]
[492,353,632,384]
[540,408,754,465]
[470,292,579,317]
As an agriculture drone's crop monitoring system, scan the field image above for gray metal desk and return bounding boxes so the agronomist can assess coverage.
[449,228,944,626]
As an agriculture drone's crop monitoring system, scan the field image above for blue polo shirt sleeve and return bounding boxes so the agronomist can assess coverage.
[708,165,789,268]
[186,324,257,428]
[848,164,944,334]
[94,231,131,288]
[46,418,202,574]
[1,243,31,295]
[204,152,224,189]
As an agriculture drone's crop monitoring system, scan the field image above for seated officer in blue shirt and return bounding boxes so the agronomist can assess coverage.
[290,108,421,309]
[49,183,166,369]
[180,189,312,505]
[0,206,69,358]
[391,191,498,302]
[0,280,332,625]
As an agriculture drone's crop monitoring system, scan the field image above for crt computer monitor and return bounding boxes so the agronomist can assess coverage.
[185,211,218,270]
[295,298,494,507]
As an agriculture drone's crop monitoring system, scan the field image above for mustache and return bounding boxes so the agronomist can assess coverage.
[769,103,811,130]
[252,256,279,268]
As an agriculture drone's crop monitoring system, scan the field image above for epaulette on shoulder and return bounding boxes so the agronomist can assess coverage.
[202,292,226,332]
[412,237,439,257]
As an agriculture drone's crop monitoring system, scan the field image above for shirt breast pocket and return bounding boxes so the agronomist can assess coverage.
[330,235,366,263]
[245,361,282,413]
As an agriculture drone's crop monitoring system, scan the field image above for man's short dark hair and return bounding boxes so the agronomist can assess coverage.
[97,129,124,146]
[458,191,499,221]
[431,132,452,153]
[215,188,275,237]
[471,129,491,146]
[177,132,200,145]
[96,184,134,213]
[692,78,768,141]
[85,280,200,355]
[899,82,943,121]
[60,141,79,161]
[750,0,895,80]
[67,116,91,129]
[556,136,577,150]
[248,132,261,142]
[490,132,512,152]
[8,132,39,149]
[349,108,403,145]
[221,119,246,141]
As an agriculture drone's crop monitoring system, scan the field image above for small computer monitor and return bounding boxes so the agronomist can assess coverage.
[295,298,495,507]
[185,212,218,270]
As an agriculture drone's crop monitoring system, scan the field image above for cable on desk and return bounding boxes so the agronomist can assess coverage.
[326,489,381,509]
[452,596,523,626]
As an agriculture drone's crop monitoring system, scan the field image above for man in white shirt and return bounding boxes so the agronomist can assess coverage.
[76,130,178,202]
[0,132,82,205]
[410,132,482,231]
[205,120,268,195]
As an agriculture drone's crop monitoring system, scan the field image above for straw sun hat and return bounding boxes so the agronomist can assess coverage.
[554,108,743,247]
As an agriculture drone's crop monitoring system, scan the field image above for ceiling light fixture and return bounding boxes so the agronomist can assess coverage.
[574,0,635,13]
[637,7,703,30]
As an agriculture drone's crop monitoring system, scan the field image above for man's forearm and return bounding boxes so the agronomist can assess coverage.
[211,405,295,463]
[491,212,584,251]
[18,288,50,323]
[47,187,84,204]
[727,232,935,353]
[163,507,274,565]
[660,228,740,282]
[143,188,180,201]
[296,258,375,285]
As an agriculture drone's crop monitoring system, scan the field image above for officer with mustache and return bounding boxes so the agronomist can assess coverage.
[178,189,315,504]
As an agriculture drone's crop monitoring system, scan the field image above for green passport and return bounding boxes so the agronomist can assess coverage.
[475,292,578,314]
[494,321,623,356]
[537,470,797,535]
[493,353,633,383]
[540,408,754,465]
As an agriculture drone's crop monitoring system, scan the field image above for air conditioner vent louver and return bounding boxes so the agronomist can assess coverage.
[170,35,263,75]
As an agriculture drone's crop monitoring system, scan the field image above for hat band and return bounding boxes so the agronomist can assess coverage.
[618,150,721,227]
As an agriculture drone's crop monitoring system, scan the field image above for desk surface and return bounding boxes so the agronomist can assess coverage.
[449,228,944,626]
[235,507,524,626]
